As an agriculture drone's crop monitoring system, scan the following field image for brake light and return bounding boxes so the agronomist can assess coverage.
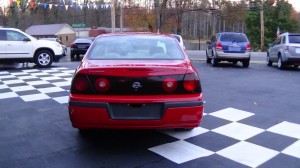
[246,43,252,51]
[73,76,89,92]
[216,42,222,50]
[95,78,110,92]
[162,78,177,93]
[285,45,289,52]
[183,73,200,92]
[70,43,76,48]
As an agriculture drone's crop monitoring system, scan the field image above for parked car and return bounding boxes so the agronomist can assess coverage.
[171,34,185,49]
[40,37,67,56]
[70,38,93,60]
[0,28,64,67]
[267,32,300,69]
[206,32,252,67]
[68,33,204,133]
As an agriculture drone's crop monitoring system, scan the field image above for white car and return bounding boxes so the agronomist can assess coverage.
[0,28,64,68]
[171,34,185,50]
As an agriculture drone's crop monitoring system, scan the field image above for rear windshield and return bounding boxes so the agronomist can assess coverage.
[87,35,184,60]
[220,33,248,42]
[288,35,300,43]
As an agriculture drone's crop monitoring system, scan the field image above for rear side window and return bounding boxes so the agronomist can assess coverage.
[220,33,248,42]
[288,35,300,43]
[87,35,184,60]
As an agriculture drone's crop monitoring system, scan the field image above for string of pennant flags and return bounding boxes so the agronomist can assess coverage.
[0,0,113,10]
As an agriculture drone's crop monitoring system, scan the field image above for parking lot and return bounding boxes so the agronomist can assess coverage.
[1,53,300,168]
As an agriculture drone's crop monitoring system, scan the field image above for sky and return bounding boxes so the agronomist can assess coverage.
[288,0,300,12]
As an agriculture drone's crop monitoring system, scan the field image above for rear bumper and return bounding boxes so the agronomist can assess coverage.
[68,100,204,129]
[216,51,251,61]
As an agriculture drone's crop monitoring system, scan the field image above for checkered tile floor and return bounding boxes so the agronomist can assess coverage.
[0,67,73,103]
[1,67,300,167]
[150,108,300,167]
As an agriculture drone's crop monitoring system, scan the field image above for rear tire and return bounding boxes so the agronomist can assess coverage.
[242,60,250,68]
[277,56,285,70]
[34,50,53,68]
[267,55,272,66]
[206,51,211,63]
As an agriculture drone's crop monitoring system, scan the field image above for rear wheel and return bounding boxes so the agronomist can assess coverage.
[267,55,273,66]
[242,60,250,68]
[71,53,75,60]
[34,50,53,68]
[206,51,211,63]
[211,57,218,67]
[277,56,285,70]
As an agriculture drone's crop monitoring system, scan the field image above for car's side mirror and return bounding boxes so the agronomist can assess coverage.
[23,37,31,41]
[206,41,211,44]
[268,43,273,48]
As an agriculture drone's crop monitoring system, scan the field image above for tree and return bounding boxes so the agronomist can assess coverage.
[246,0,298,51]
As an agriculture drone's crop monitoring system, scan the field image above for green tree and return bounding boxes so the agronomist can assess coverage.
[246,0,298,51]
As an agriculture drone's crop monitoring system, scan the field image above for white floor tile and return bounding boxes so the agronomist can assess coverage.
[0,84,8,89]
[37,87,65,93]
[20,93,50,102]
[2,79,24,85]
[62,70,75,73]
[42,69,59,73]
[0,71,9,75]
[18,76,38,80]
[53,96,69,104]
[0,92,18,99]
[40,76,62,81]
[160,127,209,140]
[30,72,49,76]
[282,140,300,158]
[149,140,214,164]
[267,121,300,139]
[52,67,69,70]
[26,81,50,85]
[217,141,279,167]
[10,85,36,92]
[22,69,40,73]
[0,75,15,79]
[210,107,254,121]
[53,81,71,87]
[212,122,264,140]
[10,72,28,75]
[53,73,72,77]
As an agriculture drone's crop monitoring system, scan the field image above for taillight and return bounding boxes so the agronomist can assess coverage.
[162,78,177,93]
[285,45,289,52]
[183,73,200,92]
[95,78,110,92]
[73,76,89,92]
[216,42,222,50]
[70,43,76,48]
[246,43,252,51]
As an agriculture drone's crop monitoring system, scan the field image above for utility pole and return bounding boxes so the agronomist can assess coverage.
[111,0,115,32]
[260,0,264,51]
[212,0,216,35]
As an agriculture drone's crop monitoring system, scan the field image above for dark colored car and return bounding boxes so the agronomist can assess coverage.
[68,33,204,133]
[70,38,93,60]
[206,32,252,67]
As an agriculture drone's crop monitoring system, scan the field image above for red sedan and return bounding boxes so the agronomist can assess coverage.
[68,33,204,132]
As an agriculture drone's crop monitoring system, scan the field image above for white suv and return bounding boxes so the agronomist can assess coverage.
[0,28,64,68]
[267,32,300,69]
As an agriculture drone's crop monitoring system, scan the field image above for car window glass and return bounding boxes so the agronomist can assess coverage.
[6,30,27,41]
[282,36,286,44]
[220,34,247,42]
[288,35,300,43]
[0,30,6,40]
[88,35,184,60]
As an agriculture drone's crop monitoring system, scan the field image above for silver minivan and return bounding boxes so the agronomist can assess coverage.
[267,32,300,69]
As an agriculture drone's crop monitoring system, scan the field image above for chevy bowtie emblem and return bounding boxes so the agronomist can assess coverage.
[132,82,142,89]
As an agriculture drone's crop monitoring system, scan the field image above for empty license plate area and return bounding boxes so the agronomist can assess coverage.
[109,103,163,120]
[228,46,241,51]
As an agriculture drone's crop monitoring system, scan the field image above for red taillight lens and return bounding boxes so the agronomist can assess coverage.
[183,73,200,92]
[162,78,177,93]
[285,45,289,52]
[95,78,110,92]
[74,76,89,92]
[216,42,222,50]
[70,43,76,48]
[246,43,252,51]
